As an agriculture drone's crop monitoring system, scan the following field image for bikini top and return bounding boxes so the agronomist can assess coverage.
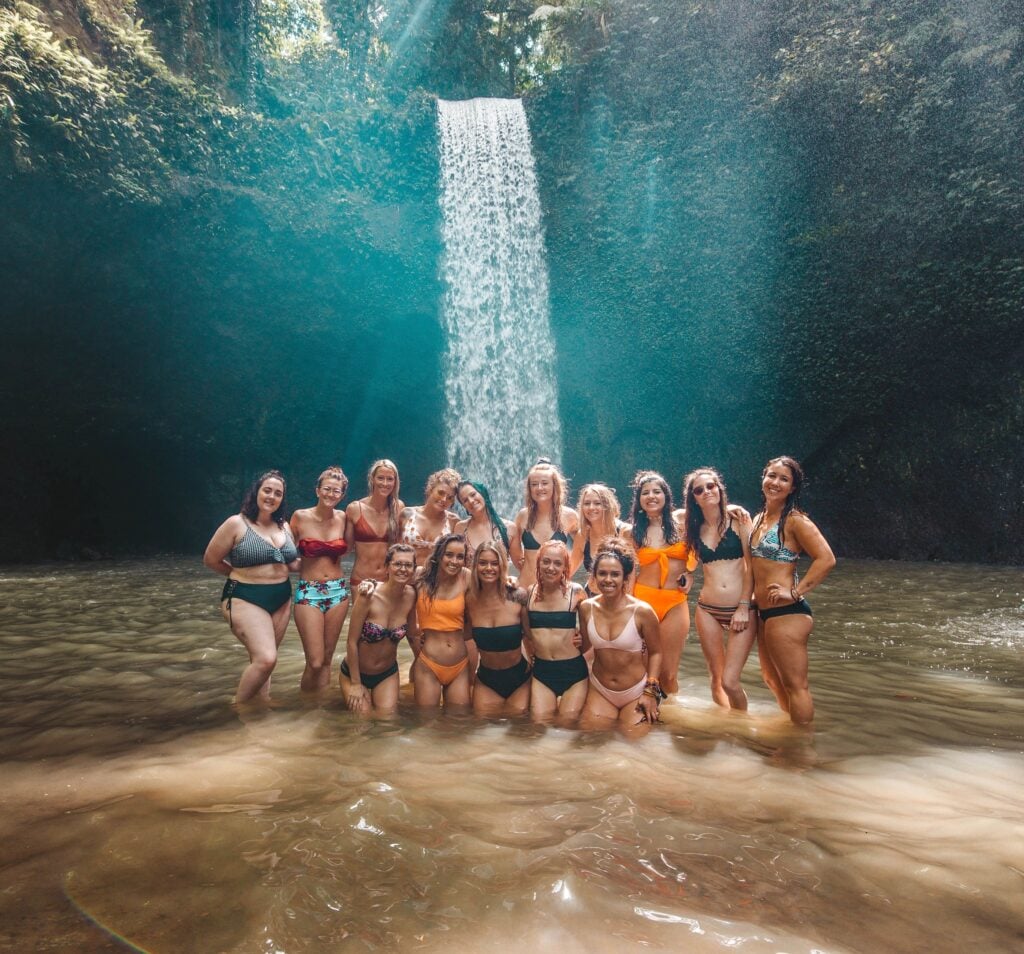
[522,528,571,551]
[750,521,800,563]
[587,608,643,654]
[359,620,407,644]
[230,524,297,568]
[401,509,447,550]
[417,589,465,632]
[297,538,348,558]
[583,521,627,571]
[472,623,523,653]
[697,523,743,564]
[636,540,697,585]
[352,504,389,544]
[527,584,580,630]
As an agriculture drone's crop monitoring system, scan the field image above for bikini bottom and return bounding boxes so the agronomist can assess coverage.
[697,600,738,625]
[633,583,688,622]
[295,577,349,611]
[419,652,469,687]
[589,671,647,709]
[759,599,812,621]
[339,657,398,691]
[222,579,291,619]
[532,655,588,697]
[476,657,531,699]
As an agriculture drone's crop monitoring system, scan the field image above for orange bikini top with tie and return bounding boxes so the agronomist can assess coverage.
[636,541,697,586]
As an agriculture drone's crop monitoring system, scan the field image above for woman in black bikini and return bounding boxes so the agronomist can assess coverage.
[681,468,756,710]
[570,482,626,590]
[511,459,579,588]
[290,466,351,693]
[466,541,531,716]
[345,459,404,587]
[523,539,588,721]
[340,543,417,715]
[203,470,299,703]
[749,456,836,724]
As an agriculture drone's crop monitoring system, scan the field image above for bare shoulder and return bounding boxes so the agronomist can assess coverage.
[454,517,469,533]
[345,500,361,517]
[632,598,659,627]
[513,507,528,528]
[561,506,580,532]
[508,585,528,606]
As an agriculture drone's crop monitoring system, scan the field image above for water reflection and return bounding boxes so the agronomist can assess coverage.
[0,559,1022,952]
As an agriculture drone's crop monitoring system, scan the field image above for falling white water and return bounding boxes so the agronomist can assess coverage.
[437,98,563,516]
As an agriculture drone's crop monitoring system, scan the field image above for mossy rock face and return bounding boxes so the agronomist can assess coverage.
[1,0,1022,562]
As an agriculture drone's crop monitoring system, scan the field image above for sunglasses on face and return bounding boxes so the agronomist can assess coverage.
[693,482,717,496]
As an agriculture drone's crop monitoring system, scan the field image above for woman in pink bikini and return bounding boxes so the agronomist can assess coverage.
[290,466,351,692]
[345,459,404,587]
[579,541,663,727]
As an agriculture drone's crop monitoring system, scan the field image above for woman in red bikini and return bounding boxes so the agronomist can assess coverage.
[579,542,663,728]
[345,459,404,587]
[411,533,472,707]
[290,466,352,692]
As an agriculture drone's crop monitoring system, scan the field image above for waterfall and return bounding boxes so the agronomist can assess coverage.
[437,98,563,517]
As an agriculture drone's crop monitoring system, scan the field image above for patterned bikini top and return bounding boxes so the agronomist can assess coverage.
[750,521,799,563]
[359,620,407,644]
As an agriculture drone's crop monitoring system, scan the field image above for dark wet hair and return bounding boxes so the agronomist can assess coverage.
[421,533,467,600]
[682,467,730,549]
[241,470,287,527]
[628,472,677,548]
[753,456,805,548]
[457,480,510,551]
[593,536,636,577]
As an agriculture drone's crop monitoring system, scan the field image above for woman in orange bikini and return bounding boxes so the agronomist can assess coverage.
[345,459,404,587]
[289,466,351,693]
[510,459,579,588]
[412,533,472,707]
[399,467,461,568]
[680,467,756,710]
[621,472,695,696]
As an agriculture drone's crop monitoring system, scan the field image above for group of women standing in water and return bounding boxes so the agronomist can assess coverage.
[204,456,836,725]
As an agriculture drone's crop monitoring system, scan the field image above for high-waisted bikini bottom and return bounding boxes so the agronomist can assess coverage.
[295,577,348,611]
[222,579,291,617]
[532,655,588,697]
[634,583,688,622]
[476,657,531,699]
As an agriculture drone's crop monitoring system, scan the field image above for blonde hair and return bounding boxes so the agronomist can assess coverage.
[576,483,620,543]
[470,541,510,599]
[366,459,402,543]
[316,466,348,495]
[425,467,461,497]
[525,461,568,532]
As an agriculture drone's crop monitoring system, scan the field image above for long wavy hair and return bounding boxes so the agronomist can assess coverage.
[753,456,805,548]
[535,539,571,595]
[682,467,729,550]
[241,470,287,527]
[420,533,467,601]
[366,459,402,543]
[525,459,568,532]
[470,540,511,600]
[457,480,511,551]
[576,483,621,545]
[628,472,677,548]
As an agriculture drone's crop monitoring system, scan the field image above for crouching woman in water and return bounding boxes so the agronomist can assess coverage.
[523,540,589,721]
[580,544,663,727]
[204,470,298,703]
[412,534,473,707]
[750,456,836,725]
[340,543,417,715]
